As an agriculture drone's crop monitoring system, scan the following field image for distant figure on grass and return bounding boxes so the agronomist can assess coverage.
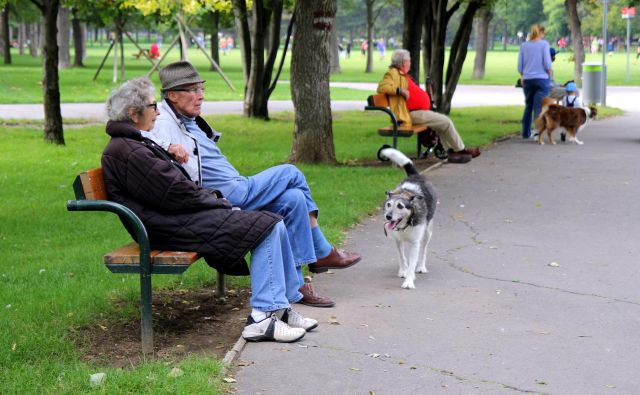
[377,49,481,164]
[102,77,317,343]
[149,42,160,59]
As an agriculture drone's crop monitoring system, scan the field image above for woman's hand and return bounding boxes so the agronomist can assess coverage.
[399,88,410,100]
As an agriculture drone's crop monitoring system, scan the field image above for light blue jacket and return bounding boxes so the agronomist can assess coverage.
[517,39,552,80]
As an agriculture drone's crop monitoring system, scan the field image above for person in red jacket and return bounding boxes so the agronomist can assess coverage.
[378,49,480,163]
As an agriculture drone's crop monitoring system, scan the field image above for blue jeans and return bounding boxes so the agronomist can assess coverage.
[226,164,318,268]
[522,78,550,138]
[250,221,303,311]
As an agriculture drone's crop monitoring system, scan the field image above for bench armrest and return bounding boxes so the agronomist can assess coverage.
[364,105,399,131]
[66,199,152,275]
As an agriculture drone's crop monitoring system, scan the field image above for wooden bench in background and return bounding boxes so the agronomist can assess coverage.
[365,93,429,160]
[67,168,225,356]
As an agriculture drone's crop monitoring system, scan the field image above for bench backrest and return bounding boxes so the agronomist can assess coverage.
[74,168,107,200]
[367,93,390,108]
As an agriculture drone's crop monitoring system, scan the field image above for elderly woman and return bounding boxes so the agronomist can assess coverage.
[102,77,317,343]
[377,49,480,163]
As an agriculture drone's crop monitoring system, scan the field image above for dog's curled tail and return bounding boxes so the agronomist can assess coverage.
[380,148,418,176]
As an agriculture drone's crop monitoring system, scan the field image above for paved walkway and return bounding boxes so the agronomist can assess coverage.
[0,85,638,120]
[232,107,640,393]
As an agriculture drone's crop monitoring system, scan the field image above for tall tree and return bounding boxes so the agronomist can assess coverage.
[1,3,10,64]
[564,0,584,82]
[29,0,64,145]
[71,6,84,67]
[471,6,493,80]
[419,0,488,114]
[290,0,337,164]
[403,0,426,82]
[57,5,70,68]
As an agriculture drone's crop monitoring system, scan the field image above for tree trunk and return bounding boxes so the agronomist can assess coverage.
[19,23,26,56]
[31,0,64,144]
[403,0,425,82]
[471,8,492,80]
[440,0,483,114]
[565,0,584,83]
[177,15,189,61]
[502,21,508,51]
[422,0,455,110]
[329,24,340,74]
[232,0,252,86]
[1,5,10,64]
[290,0,336,164]
[71,7,84,67]
[57,5,70,68]
[29,23,39,56]
[365,0,374,73]
[209,11,220,69]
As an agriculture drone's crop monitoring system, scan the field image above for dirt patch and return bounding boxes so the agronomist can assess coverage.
[71,287,251,368]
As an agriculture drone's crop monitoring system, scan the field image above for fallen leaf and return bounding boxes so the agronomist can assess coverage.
[39,269,46,274]
[167,367,184,378]
[223,377,237,383]
[236,360,253,367]
[548,262,560,267]
[350,368,361,372]
[535,379,547,385]
[89,372,106,387]
[368,353,380,358]
[328,316,340,325]
[11,343,16,351]
[98,324,107,331]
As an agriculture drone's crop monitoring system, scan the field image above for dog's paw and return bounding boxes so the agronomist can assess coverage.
[416,265,428,273]
[574,139,584,145]
[401,279,416,289]
[538,140,544,145]
[397,269,406,278]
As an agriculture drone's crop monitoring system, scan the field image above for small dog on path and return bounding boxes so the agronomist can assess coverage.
[380,148,437,289]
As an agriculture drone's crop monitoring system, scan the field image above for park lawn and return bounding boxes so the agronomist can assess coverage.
[0,105,558,393]
[2,43,639,104]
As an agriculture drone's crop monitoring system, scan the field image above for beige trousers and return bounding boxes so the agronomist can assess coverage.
[410,110,465,151]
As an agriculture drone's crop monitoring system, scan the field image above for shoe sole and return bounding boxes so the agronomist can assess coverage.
[243,332,305,343]
[298,300,336,308]
[308,256,362,273]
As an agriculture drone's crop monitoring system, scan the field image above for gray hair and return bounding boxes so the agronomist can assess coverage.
[106,77,156,122]
[390,49,410,68]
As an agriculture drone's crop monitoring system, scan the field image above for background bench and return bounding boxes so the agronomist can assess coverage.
[365,93,428,160]
[67,168,225,356]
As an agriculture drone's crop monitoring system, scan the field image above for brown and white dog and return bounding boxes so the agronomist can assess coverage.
[536,104,597,145]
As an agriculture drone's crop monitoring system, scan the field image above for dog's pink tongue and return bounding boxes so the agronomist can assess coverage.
[385,222,395,232]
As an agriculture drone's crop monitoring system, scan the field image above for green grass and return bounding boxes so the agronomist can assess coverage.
[0,106,623,392]
[1,43,638,105]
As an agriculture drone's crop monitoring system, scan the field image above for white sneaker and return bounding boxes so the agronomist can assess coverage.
[282,308,318,332]
[242,313,306,343]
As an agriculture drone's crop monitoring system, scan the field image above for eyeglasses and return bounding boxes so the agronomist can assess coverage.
[146,102,158,111]
[172,86,205,94]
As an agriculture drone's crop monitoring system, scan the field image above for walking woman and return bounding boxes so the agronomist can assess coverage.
[517,24,553,139]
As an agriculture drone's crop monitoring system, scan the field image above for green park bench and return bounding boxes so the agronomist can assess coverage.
[67,168,226,356]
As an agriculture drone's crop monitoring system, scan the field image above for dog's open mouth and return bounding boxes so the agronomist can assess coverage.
[384,221,399,235]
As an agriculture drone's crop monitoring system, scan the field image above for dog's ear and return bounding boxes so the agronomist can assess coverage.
[409,195,424,201]
[386,191,392,199]
[590,106,597,118]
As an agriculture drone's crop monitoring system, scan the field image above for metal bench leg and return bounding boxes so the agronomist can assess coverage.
[216,270,226,297]
[140,271,154,356]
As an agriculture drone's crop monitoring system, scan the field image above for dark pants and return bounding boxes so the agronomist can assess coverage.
[522,78,550,138]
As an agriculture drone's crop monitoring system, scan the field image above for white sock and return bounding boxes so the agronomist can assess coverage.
[250,309,269,322]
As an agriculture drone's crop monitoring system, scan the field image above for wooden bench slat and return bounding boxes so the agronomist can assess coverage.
[378,124,428,137]
[104,242,199,265]
[79,168,108,200]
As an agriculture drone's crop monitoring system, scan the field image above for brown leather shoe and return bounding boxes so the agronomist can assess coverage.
[447,149,472,164]
[459,147,481,158]
[298,283,335,308]
[308,246,361,273]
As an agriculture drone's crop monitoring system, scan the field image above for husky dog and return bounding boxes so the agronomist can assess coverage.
[381,148,437,289]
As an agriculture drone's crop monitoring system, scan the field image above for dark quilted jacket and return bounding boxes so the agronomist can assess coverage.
[101,121,282,275]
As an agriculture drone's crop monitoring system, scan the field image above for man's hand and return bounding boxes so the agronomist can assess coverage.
[168,143,189,164]
[399,88,410,100]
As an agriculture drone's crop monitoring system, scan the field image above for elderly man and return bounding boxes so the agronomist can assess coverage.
[146,61,361,308]
[377,49,480,163]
